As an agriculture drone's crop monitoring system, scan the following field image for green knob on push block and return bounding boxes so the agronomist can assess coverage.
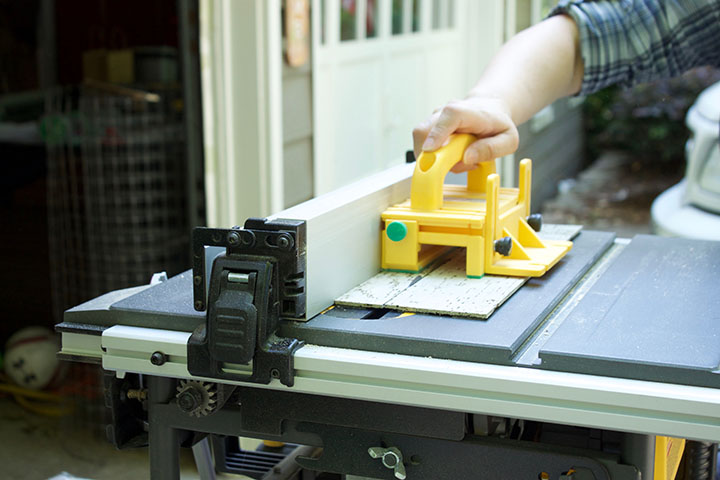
[386,221,407,242]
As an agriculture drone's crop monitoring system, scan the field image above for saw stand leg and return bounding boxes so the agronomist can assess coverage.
[149,376,182,480]
[148,375,217,480]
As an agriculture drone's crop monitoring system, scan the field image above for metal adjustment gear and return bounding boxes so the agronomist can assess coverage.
[368,446,407,479]
[175,379,218,417]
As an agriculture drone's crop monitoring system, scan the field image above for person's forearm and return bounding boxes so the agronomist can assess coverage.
[468,14,583,125]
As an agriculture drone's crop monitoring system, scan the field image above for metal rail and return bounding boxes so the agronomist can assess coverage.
[61,325,720,443]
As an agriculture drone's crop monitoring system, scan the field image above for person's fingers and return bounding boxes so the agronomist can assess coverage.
[422,102,463,151]
[449,127,519,173]
[462,127,519,166]
[450,161,476,173]
[412,114,436,159]
[412,97,517,167]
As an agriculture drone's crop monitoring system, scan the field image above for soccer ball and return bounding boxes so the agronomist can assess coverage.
[4,326,64,390]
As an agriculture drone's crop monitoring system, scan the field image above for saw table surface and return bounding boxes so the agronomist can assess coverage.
[62,231,720,390]
[285,232,720,389]
[282,230,614,365]
[539,234,720,389]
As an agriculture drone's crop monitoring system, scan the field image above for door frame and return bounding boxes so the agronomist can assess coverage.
[200,0,285,227]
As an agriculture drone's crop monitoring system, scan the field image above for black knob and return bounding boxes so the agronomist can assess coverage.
[527,213,542,232]
[494,236,513,256]
[150,351,167,366]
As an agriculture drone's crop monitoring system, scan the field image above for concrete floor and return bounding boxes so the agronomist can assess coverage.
[0,395,253,480]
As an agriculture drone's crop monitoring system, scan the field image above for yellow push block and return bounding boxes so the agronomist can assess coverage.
[382,219,449,272]
[382,219,420,271]
[381,133,572,277]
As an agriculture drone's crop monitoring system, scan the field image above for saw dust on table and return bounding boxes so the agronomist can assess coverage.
[335,224,583,319]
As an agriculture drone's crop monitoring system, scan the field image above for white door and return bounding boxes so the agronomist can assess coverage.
[312,0,497,195]
[199,0,512,225]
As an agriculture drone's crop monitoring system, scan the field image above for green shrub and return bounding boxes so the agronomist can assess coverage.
[583,67,720,172]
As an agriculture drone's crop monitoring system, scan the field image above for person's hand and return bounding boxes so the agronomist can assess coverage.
[412,96,519,173]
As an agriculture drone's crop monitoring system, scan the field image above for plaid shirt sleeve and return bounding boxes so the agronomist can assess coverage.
[548,0,720,95]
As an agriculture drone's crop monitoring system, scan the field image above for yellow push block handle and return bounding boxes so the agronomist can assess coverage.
[411,134,496,211]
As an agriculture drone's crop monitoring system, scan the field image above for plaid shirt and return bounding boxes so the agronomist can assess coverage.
[550,0,720,95]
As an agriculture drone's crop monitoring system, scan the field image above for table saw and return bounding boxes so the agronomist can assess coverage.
[56,158,720,480]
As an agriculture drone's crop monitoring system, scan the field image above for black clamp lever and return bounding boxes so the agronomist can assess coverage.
[187,218,306,387]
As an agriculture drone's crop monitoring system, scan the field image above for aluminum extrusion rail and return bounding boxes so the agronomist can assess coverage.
[60,325,720,443]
